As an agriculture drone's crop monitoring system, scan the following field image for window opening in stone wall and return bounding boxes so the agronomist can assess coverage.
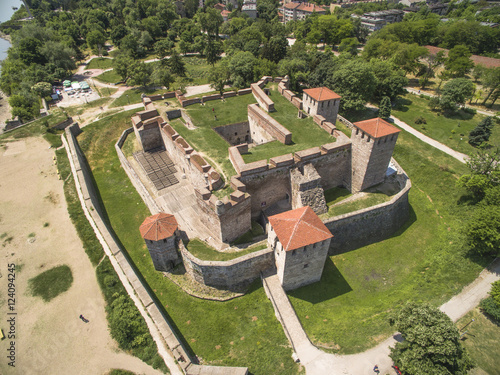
[304,263,309,269]
[163,239,167,243]
[292,250,296,255]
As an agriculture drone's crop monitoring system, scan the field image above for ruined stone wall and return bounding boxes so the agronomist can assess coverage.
[214,122,251,146]
[247,104,292,145]
[138,119,163,151]
[309,143,352,190]
[251,83,275,112]
[180,243,274,290]
[351,129,399,193]
[326,169,411,253]
[202,93,222,103]
[290,164,327,214]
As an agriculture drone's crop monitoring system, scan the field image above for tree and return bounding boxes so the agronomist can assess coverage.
[86,29,106,56]
[31,82,52,98]
[379,96,391,119]
[465,204,500,256]
[389,303,473,375]
[457,148,500,199]
[418,51,445,89]
[154,39,174,61]
[113,54,134,81]
[338,37,359,56]
[260,35,288,64]
[440,78,475,111]
[169,50,186,76]
[445,45,474,77]
[204,38,222,66]
[128,61,152,87]
[469,117,494,147]
[9,94,39,121]
[480,67,500,106]
[152,66,174,90]
[228,51,256,88]
[208,65,229,95]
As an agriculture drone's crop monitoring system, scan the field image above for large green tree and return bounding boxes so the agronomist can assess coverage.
[445,45,474,78]
[389,303,473,375]
[440,78,475,111]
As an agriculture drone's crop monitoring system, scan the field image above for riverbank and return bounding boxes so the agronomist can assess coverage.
[0,31,12,43]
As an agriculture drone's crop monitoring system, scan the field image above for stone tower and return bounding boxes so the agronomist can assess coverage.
[302,87,341,124]
[140,213,180,271]
[268,206,333,290]
[351,118,400,193]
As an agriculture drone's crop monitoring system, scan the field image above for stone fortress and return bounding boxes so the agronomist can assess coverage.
[120,76,411,293]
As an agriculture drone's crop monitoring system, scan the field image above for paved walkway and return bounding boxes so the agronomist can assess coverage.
[263,257,500,375]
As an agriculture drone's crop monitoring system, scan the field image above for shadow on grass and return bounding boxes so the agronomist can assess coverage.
[287,258,352,304]
[393,97,412,113]
[330,203,417,256]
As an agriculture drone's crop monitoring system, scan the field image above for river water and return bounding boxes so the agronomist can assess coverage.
[0,0,23,62]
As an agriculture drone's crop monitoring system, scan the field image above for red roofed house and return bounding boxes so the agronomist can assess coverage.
[140,212,181,271]
[303,87,341,124]
[283,1,327,23]
[268,206,333,290]
[351,118,401,193]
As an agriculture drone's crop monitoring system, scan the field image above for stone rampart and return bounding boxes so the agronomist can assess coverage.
[201,93,221,103]
[51,117,74,130]
[180,242,274,290]
[337,114,354,129]
[223,91,237,99]
[282,89,295,102]
[251,83,275,112]
[247,104,292,145]
[166,109,182,120]
[237,88,252,95]
[179,97,202,107]
[325,163,411,253]
[291,96,303,110]
[214,122,250,146]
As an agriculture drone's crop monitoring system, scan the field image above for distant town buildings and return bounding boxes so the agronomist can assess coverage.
[242,0,258,19]
[353,9,404,32]
[282,1,327,23]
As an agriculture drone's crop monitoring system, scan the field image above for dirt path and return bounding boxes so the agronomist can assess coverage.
[0,137,164,375]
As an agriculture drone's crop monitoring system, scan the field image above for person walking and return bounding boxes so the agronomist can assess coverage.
[373,364,380,374]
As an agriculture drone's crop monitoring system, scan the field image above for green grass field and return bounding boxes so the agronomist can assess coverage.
[28,265,73,301]
[95,70,122,84]
[288,128,486,354]
[85,57,114,70]
[392,94,500,154]
[110,87,167,108]
[76,110,300,375]
[242,85,335,163]
[457,308,500,375]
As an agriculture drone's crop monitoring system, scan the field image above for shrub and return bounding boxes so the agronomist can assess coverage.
[463,107,477,115]
[414,116,427,124]
[480,297,500,322]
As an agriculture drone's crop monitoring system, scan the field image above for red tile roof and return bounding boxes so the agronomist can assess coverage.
[425,45,500,69]
[303,87,341,101]
[268,206,333,252]
[353,118,400,138]
[221,9,231,16]
[297,2,326,12]
[284,2,301,9]
[140,213,178,241]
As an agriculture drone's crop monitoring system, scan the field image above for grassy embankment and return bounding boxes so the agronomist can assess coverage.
[76,110,302,375]
[28,265,73,301]
[392,93,500,155]
[288,121,487,354]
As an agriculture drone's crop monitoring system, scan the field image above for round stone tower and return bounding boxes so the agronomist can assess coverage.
[139,213,180,271]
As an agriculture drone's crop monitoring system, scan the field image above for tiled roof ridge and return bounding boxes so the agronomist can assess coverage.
[285,206,308,250]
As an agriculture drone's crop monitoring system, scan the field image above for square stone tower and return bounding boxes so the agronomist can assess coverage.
[302,87,341,124]
[140,213,180,271]
[268,206,333,290]
[351,118,400,193]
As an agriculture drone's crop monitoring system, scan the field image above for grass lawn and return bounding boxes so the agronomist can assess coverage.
[95,70,122,84]
[457,308,500,375]
[28,265,73,301]
[242,84,335,163]
[172,94,258,179]
[64,98,112,117]
[288,128,487,354]
[76,110,301,375]
[85,57,114,70]
[174,56,218,87]
[324,187,352,206]
[392,94,500,154]
[186,238,267,261]
[110,87,167,108]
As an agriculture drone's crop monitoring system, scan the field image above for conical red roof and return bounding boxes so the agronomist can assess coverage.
[268,206,333,251]
[139,213,178,241]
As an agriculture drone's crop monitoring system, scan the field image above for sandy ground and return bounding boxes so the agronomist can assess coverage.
[0,137,164,375]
